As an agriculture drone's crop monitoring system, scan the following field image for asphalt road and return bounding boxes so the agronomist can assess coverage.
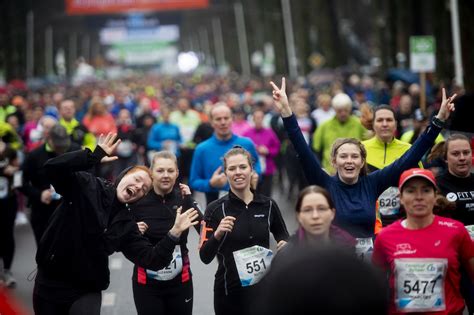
[8,189,298,315]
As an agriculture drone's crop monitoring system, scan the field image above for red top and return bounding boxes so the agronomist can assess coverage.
[373,216,474,315]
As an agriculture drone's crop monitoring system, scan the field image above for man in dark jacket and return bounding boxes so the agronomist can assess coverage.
[33,133,199,315]
[21,124,81,244]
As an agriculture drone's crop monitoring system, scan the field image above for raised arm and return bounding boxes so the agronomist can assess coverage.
[270,78,331,186]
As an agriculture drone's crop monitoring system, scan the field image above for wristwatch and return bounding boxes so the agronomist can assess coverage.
[432,116,446,129]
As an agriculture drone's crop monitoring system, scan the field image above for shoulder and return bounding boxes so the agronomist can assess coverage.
[204,197,226,219]
[433,216,466,232]
[195,137,214,152]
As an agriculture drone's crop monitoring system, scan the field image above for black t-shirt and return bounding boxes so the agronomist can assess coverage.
[436,171,474,225]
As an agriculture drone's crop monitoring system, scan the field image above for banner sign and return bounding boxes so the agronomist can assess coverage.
[410,36,436,73]
[66,0,208,15]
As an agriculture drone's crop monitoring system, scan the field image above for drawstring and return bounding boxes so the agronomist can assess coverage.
[27,267,38,282]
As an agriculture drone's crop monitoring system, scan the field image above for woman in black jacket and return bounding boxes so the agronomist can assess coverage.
[199,146,289,315]
[130,150,202,315]
[33,133,199,315]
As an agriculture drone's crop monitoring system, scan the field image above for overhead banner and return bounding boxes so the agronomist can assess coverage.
[66,0,208,15]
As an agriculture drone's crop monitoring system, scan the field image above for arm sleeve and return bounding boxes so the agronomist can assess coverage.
[44,147,107,196]
[283,114,331,186]
[373,121,443,193]
[182,194,204,234]
[270,199,289,242]
[199,206,222,264]
[189,147,213,192]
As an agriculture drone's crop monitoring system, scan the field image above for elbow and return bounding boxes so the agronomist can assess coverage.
[199,251,213,265]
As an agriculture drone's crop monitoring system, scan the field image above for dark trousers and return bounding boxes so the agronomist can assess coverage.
[214,285,259,315]
[33,291,101,315]
[0,196,17,269]
[132,279,193,315]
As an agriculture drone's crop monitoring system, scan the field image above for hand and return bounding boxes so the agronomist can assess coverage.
[214,216,236,241]
[270,77,292,118]
[435,88,457,121]
[97,133,120,163]
[250,172,259,190]
[169,207,200,238]
[41,189,53,205]
[3,165,18,176]
[257,145,269,156]
[277,240,287,251]
[179,183,191,196]
[209,166,227,189]
[137,221,149,235]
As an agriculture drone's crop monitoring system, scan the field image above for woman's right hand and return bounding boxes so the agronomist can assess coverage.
[214,216,236,241]
[270,77,292,118]
[97,133,120,163]
[169,207,200,238]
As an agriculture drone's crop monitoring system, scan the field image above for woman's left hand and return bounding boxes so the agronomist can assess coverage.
[179,183,191,196]
[436,88,457,121]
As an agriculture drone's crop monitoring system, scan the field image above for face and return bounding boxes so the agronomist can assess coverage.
[373,109,396,143]
[152,158,179,194]
[225,154,252,192]
[116,170,152,203]
[211,106,232,139]
[333,143,364,184]
[335,107,351,123]
[59,101,75,121]
[253,111,265,129]
[400,178,436,218]
[297,192,335,237]
[446,139,472,178]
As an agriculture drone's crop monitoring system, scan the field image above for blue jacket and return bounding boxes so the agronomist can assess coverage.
[189,134,261,193]
[283,114,442,238]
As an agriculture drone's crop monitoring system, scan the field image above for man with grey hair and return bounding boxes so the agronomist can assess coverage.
[312,93,367,174]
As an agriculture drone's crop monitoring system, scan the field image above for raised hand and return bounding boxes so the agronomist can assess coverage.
[436,88,457,121]
[270,77,292,118]
[209,166,227,189]
[179,183,192,197]
[169,207,200,238]
[97,133,121,163]
[214,216,236,241]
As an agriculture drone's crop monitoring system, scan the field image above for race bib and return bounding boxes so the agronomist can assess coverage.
[355,237,374,262]
[0,176,8,199]
[233,245,273,287]
[394,258,447,312]
[146,246,182,281]
[377,187,400,216]
[465,225,474,240]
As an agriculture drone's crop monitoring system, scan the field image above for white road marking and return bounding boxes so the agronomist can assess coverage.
[102,292,116,307]
[110,258,123,270]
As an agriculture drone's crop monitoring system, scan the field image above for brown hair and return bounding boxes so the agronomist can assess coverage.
[331,138,368,176]
[359,104,395,131]
[125,165,152,179]
[443,133,471,160]
[150,151,178,170]
[295,185,335,213]
[223,146,254,171]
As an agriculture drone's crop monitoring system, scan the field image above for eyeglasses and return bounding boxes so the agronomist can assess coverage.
[299,207,332,215]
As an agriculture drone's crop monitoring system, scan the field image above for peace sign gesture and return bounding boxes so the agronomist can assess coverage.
[97,133,120,163]
[435,88,457,122]
[270,77,292,118]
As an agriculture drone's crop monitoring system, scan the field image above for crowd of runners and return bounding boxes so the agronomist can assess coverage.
[0,72,473,314]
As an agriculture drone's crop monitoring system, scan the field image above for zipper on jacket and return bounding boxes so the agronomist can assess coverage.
[383,142,387,164]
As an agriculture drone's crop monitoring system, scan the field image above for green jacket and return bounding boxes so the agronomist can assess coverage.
[0,121,22,150]
[59,118,96,151]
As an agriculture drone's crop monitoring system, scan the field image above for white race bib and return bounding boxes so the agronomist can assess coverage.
[394,258,447,312]
[146,246,182,281]
[377,187,400,216]
[233,245,273,287]
[355,237,374,262]
[465,225,474,240]
[0,176,8,199]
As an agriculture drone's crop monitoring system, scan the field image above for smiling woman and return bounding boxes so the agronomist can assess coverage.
[199,146,289,315]
[373,168,474,315]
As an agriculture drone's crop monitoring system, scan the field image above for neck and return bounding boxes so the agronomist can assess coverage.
[153,186,172,196]
[305,231,330,244]
[215,133,232,141]
[377,135,394,144]
[405,214,435,230]
[233,188,253,205]
[450,170,470,178]
[338,174,359,185]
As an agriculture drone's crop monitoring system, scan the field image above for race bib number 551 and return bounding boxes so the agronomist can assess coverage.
[233,245,273,287]
[394,258,447,312]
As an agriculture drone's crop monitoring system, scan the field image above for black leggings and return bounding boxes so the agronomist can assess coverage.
[214,285,259,315]
[33,291,101,315]
[0,196,17,270]
[132,279,193,315]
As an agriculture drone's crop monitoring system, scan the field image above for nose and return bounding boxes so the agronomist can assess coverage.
[311,209,321,218]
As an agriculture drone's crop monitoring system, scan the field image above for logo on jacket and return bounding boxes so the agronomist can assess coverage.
[446,192,457,202]
[394,243,417,256]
